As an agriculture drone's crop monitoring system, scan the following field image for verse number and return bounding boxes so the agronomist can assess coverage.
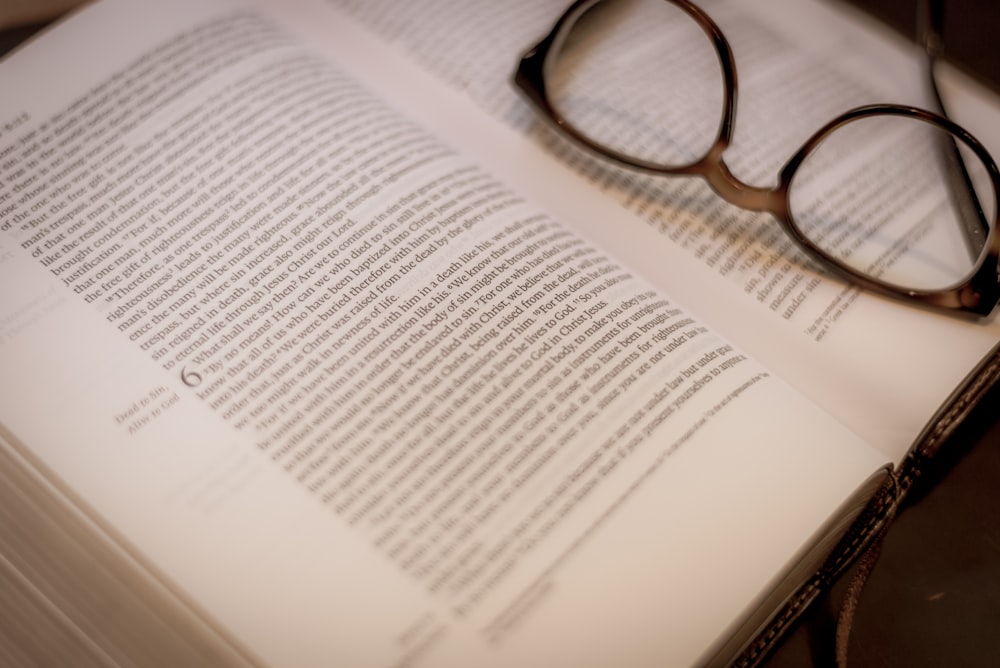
[181,366,202,388]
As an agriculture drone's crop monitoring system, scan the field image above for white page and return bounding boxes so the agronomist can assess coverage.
[0,0,888,666]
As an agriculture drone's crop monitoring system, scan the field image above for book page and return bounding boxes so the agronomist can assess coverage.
[317,0,1000,463]
[0,0,887,666]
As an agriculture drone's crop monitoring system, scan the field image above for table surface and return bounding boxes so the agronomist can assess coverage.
[2,2,999,667]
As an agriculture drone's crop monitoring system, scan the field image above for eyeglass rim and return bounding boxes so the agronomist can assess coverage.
[512,0,1000,318]
[779,105,1000,315]
[513,0,738,175]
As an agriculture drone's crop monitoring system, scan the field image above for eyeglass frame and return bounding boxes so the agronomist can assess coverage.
[512,0,1000,318]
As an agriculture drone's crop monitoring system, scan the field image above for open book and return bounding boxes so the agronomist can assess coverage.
[1,0,999,665]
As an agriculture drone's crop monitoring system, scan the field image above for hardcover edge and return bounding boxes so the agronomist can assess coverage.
[896,340,1000,497]
[729,468,897,668]
[732,338,1000,667]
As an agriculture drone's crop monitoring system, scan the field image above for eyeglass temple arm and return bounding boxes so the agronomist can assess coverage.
[918,0,990,261]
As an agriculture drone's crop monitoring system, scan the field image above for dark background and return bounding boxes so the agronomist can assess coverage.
[2,2,999,667]
[844,0,1000,91]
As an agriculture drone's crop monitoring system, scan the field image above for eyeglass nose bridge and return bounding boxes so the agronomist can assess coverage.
[665,0,785,215]
[694,144,786,215]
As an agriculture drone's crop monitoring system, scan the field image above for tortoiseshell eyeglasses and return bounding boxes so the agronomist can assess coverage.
[514,0,1000,317]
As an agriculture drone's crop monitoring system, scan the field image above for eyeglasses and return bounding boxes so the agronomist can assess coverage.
[513,0,1000,317]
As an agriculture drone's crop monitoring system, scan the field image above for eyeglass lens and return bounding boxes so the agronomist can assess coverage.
[790,115,995,291]
[543,0,996,293]
[546,0,723,167]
